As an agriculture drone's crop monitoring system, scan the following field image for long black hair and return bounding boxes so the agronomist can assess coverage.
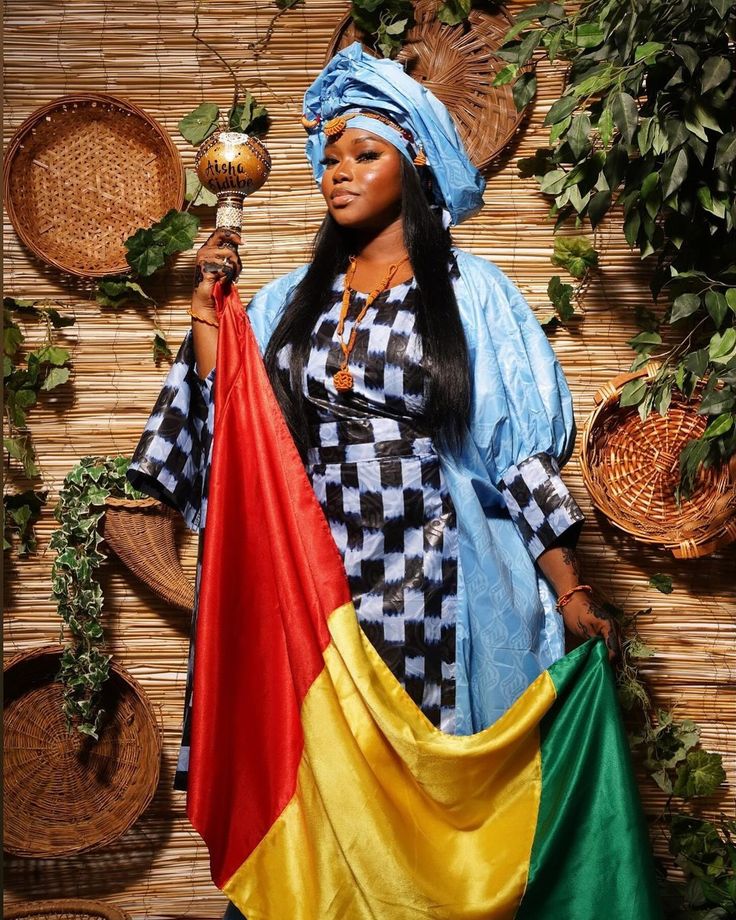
[264,156,470,456]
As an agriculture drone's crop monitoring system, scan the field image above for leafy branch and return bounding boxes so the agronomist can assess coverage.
[496,0,736,497]
[50,456,143,740]
[613,588,731,917]
[3,298,76,479]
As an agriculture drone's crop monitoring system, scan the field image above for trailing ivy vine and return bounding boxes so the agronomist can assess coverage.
[497,0,736,497]
[50,456,143,739]
[615,590,732,917]
[3,297,76,479]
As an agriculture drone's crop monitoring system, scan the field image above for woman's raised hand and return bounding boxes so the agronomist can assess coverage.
[192,228,243,312]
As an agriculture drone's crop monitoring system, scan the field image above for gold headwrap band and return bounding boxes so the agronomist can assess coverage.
[300,110,428,167]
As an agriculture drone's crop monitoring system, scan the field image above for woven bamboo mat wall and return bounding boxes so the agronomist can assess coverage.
[3,0,734,916]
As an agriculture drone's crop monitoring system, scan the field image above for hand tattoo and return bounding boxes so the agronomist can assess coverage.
[193,263,204,290]
[561,546,581,577]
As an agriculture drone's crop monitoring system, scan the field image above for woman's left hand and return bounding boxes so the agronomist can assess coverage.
[561,592,620,662]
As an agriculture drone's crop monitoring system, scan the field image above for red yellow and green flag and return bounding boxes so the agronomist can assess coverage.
[187,282,663,919]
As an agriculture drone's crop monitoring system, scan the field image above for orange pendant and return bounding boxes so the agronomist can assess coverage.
[333,368,354,392]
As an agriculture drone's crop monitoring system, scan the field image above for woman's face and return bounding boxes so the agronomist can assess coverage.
[320,128,403,231]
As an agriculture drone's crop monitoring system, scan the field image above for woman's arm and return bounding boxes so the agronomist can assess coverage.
[191,228,242,379]
[536,543,620,661]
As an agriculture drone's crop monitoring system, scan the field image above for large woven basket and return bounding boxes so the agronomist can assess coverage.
[3,645,162,858]
[326,0,528,171]
[581,366,736,559]
[103,497,195,611]
[4,901,130,920]
[3,93,184,277]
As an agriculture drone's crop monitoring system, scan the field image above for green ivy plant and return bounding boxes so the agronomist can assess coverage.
[614,590,731,918]
[50,456,143,740]
[497,0,736,497]
[3,298,75,479]
[663,814,736,918]
[3,489,47,555]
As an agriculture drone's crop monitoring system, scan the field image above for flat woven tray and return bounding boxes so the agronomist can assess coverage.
[4,901,130,920]
[326,0,528,171]
[3,93,184,277]
[581,366,736,558]
[3,645,162,858]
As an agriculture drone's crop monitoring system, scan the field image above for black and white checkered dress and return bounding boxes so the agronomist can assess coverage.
[278,267,460,734]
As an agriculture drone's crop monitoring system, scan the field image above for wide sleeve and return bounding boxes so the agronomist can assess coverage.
[458,252,585,560]
[127,331,214,532]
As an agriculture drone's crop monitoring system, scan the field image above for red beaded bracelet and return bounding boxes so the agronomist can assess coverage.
[556,584,593,611]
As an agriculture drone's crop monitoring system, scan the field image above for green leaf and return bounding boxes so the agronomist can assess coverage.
[649,573,673,594]
[547,275,574,321]
[152,328,172,363]
[709,328,736,362]
[124,227,166,277]
[492,64,518,87]
[41,366,71,391]
[611,92,638,146]
[184,168,218,207]
[551,236,598,279]
[703,413,734,439]
[228,91,268,135]
[543,95,578,127]
[588,190,612,228]
[539,169,567,195]
[629,331,662,352]
[3,435,39,477]
[34,345,70,366]
[620,377,648,407]
[44,308,76,328]
[151,209,200,258]
[705,292,729,328]
[573,23,604,48]
[714,132,736,167]
[178,102,220,146]
[670,293,702,323]
[684,347,710,378]
[701,56,732,94]
[437,0,471,25]
[598,107,614,146]
[566,114,591,159]
[634,42,664,63]
[660,148,688,200]
[674,750,726,799]
[673,43,699,75]
[699,384,735,415]
[512,72,537,111]
[96,278,154,308]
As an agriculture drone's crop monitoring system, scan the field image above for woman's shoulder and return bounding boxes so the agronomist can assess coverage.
[450,247,519,297]
[248,262,310,310]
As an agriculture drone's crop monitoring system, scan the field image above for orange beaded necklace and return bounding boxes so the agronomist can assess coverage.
[333,253,412,393]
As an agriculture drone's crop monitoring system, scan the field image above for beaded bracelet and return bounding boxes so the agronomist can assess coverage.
[556,584,593,611]
[189,308,219,328]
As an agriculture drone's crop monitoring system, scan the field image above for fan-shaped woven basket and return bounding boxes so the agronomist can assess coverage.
[326,0,528,171]
[581,366,736,558]
[3,645,162,858]
[4,901,130,920]
[103,497,195,611]
[3,93,184,277]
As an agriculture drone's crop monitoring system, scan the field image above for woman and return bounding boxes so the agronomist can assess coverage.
[129,41,620,908]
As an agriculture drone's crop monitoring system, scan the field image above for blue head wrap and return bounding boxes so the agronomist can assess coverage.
[302,42,486,227]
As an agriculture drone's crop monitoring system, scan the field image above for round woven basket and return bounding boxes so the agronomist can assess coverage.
[103,497,195,611]
[325,0,528,171]
[3,645,162,858]
[3,93,184,277]
[4,901,130,920]
[581,366,736,559]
